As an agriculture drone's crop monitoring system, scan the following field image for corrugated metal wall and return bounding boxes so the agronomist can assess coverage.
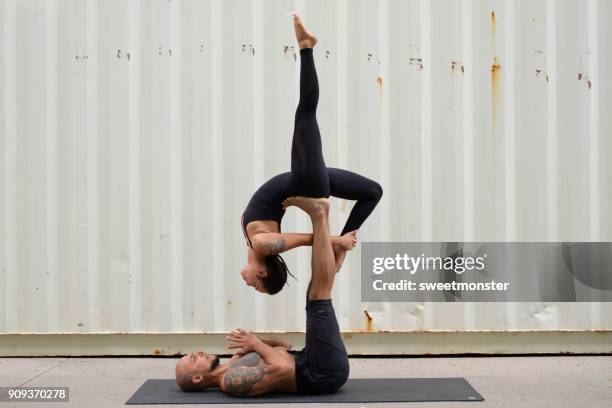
[1,0,611,341]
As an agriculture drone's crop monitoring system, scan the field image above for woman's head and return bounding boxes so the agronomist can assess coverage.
[240,254,294,294]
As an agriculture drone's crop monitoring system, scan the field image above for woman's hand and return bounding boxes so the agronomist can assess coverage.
[226,328,261,356]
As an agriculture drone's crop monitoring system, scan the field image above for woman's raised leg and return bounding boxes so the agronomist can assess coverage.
[290,14,329,198]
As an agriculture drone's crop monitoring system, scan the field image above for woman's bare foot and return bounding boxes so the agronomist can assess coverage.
[335,230,358,251]
[293,13,318,49]
[282,196,329,217]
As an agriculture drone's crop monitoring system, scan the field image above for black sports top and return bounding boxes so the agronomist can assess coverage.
[241,172,298,248]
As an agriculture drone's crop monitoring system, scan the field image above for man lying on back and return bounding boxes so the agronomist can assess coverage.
[175,196,349,396]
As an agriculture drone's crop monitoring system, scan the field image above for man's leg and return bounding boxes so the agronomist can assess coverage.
[306,198,334,300]
[282,196,334,299]
[283,195,350,394]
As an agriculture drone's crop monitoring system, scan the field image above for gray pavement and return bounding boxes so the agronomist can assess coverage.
[0,356,611,407]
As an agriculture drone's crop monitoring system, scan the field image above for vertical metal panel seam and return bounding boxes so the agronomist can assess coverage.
[86,0,101,332]
[192,0,208,332]
[461,0,476,330]
[420,0,434,329]
[3,0,17,332]
[45,0,60,332]
[128,0,142,331]
[504,1,517,241]
[587,0,601,329]
[211,0,225,331]
[419,0,432,242]
[0,0,4,333]
[336,0,348,169]
[587,0,600,241]
[377,0,392,330]
[503,0,518,330]
[67,1,80,333]
[462,0,474,243]
[170,0,184,331]
[545,0,559,241]
[378,0,390,238]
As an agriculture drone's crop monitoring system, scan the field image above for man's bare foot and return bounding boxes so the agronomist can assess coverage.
[282,196,329,217]
[334,230,358,251]
[293,13,318,49]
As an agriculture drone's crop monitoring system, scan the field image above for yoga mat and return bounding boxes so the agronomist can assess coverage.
[126,378,484,404]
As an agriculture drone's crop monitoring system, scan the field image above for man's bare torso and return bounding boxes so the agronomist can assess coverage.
[220,348,297,396]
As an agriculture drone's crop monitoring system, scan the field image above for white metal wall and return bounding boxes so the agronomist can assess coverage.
[1,0,611,339]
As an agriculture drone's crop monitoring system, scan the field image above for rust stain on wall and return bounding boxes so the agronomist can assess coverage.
[536,69,550,83]
[490,10,500,175]
[577,72,592,89]
[491,57,501,180]
[364,310,373,332]
[490,6,500,184]
[409,57,424,71]
[377,76,385,135]
[491,58,501,122]
[451,61,465,79]
[491,11,497,47]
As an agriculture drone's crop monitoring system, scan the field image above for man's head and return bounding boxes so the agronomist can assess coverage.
[241,254,292,294]
[175,351,221,391]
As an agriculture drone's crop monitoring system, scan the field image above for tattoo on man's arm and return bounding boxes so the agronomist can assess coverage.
[264,238,285,255]
[224,352,265,396]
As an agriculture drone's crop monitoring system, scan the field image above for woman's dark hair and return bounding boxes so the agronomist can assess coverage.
[261,254,296,294]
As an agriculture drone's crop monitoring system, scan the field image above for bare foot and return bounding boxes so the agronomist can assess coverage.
[335,230,358,251]
[293,13,318,49]
[282,196,329,217]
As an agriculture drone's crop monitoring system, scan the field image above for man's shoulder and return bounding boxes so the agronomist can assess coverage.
[220,351,296,396]
[220,353,268,396]
[232,352,263,366]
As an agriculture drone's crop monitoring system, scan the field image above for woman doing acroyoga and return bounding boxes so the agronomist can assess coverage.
[240,14,383,294]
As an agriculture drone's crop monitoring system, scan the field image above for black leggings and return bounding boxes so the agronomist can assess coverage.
[291,48,382,235]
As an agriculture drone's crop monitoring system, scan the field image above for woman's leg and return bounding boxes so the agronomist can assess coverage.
[290,17,329,198]
[328,168,383,235]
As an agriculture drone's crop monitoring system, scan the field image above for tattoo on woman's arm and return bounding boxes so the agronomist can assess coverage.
[224,352,265,396]
[264,238,285,255]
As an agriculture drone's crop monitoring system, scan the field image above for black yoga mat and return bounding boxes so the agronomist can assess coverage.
[126,378,484,404]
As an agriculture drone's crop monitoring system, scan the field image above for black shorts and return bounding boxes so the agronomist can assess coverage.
[290,299,350,394]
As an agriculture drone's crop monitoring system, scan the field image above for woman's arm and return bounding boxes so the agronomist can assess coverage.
[251,232,345,256]
[251,232,310,256]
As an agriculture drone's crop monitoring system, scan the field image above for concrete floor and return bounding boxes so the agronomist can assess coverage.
[0,356,611,408]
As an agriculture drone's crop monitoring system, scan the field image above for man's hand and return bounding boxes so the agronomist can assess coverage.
[227,329,261,356]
